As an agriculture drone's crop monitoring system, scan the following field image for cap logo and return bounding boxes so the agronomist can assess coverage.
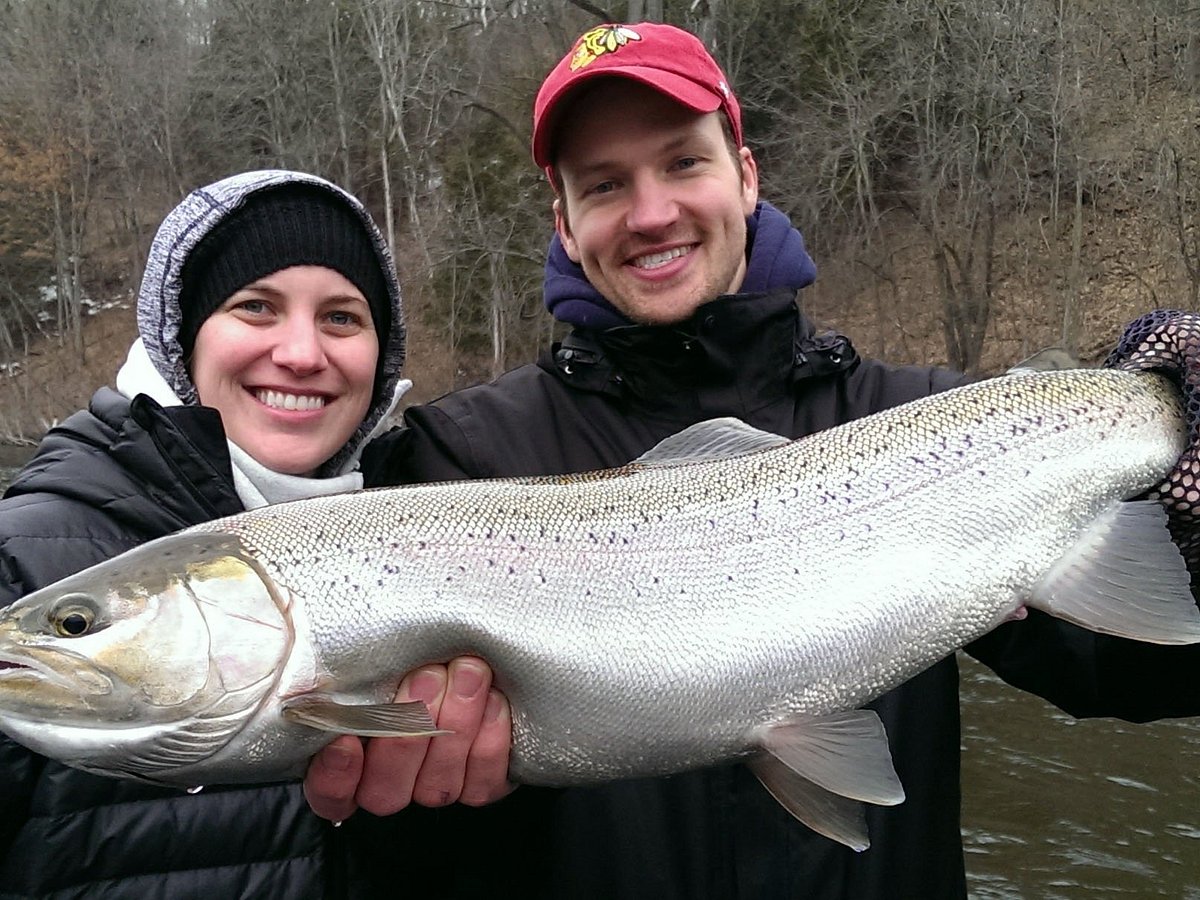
[569,25,642,71]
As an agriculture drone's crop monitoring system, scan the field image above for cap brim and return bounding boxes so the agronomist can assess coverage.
[533,67,724,168]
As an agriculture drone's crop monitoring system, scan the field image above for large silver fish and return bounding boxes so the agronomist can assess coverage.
[2,368,1199,851]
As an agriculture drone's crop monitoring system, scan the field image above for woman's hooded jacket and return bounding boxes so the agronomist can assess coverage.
[0,169,405,900]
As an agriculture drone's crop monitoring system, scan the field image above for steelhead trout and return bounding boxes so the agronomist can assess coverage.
[2,367,1199,850]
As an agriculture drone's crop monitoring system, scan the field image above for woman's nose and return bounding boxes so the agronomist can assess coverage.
[271,321,326,374]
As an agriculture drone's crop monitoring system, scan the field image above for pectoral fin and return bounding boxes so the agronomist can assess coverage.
[282,696,450,737]
[1032,500,1200,644]
[747,709,905,852]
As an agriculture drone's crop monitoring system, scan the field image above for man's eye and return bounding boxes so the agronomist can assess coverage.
[675,157,699,171]
[589,181,615,196]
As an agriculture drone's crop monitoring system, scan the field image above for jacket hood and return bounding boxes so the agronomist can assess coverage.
[543,200,817,329]
[135,169,406,473]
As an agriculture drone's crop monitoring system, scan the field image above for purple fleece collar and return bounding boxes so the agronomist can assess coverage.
[542,200,817,329]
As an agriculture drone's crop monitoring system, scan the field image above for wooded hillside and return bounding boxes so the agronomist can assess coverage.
[3,0,1199,441]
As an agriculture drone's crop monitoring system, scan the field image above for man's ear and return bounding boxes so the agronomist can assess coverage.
[554,198,581,263]
[739,147,759,216]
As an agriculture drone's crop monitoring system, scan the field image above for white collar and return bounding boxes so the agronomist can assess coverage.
[115,338,407,510]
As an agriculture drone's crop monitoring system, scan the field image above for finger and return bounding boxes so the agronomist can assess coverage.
[354,665,447,816]
[410,657,492,808]
[303,735,365,822]
[459,688,517,807]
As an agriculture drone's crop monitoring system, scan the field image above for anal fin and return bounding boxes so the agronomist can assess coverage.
[748,754,871,852]
[748,709,905,851]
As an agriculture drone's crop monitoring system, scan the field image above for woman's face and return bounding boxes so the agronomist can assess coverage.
[190,265,379,475]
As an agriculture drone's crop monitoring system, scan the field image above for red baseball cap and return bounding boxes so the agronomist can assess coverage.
[532,22,743,169]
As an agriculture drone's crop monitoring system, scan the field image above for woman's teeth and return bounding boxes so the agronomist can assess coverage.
[256,390,325,411]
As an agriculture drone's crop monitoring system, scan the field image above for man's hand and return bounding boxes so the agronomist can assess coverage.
[303,656,515,821]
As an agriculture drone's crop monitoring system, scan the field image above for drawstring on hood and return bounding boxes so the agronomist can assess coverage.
[543,200,817,329]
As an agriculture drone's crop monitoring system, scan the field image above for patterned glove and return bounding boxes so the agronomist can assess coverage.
[1105,309,1200,575]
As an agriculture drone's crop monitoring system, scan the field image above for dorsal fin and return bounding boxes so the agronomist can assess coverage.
[633,418,792,468]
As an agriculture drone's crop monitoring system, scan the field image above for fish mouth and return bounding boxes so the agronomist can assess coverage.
[0,649,100,696]
[0,653,53,683]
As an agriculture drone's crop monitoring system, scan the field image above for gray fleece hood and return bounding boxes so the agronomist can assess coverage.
[135,169,406,475]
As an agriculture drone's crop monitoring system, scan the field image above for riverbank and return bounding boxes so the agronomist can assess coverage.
[0,444,35,468]
[0,303,138,444]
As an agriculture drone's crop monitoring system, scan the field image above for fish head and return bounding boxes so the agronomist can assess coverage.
[0,531,293,782]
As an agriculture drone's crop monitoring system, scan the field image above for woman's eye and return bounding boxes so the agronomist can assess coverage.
[234,299,268,315]
[675,157,699,171]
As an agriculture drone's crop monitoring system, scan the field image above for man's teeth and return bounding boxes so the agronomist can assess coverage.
[256,390,325,411]
[633,246,691,269]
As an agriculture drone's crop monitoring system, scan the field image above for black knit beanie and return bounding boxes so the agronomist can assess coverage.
[178,184,391,360]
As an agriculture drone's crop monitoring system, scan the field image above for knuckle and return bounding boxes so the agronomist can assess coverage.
[457,789,489,807]
[414,785,459,808]
[459,780,515,808]
[356,785,411,817]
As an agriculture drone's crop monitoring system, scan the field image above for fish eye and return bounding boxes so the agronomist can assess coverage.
[50,597,99,638]
[58,613,91,636]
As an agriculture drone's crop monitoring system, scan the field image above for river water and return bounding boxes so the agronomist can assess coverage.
[0,454,1197,894]
[960,655,1200,897]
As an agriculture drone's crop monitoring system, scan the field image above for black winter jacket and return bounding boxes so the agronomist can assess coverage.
[0,389,335,900]
[0,168,409,900]
[360,289,1200,900]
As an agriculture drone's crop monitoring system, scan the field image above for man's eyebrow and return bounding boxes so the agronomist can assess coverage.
[566,158,620,180]
[566,132,710,181]
[660,132,701,154]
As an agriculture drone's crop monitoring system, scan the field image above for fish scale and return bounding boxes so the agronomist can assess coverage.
[2,367,1199,851]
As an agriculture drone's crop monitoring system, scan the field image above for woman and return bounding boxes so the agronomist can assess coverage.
[0,170,509,899]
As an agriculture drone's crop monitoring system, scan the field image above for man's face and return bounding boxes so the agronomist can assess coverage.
[553,80,758,326]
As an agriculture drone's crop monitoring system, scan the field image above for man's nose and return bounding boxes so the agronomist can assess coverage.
[625,177,679,234]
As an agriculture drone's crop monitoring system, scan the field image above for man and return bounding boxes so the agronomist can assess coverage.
[305,23,1200,898]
